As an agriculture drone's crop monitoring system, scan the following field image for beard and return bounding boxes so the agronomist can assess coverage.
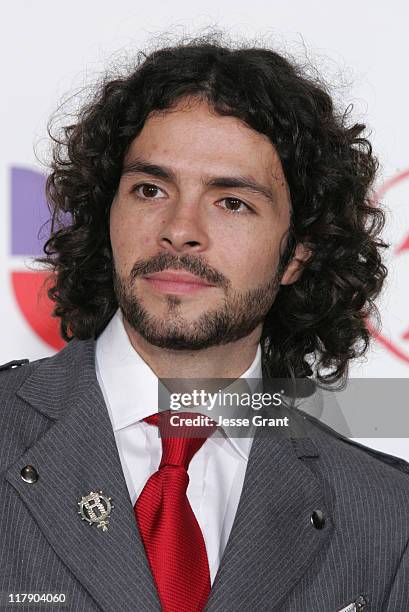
[112,252,282,351]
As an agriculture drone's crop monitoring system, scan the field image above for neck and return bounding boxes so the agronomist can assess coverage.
[122,318,262,380]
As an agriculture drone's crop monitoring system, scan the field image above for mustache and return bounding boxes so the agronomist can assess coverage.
[129,253,229,290]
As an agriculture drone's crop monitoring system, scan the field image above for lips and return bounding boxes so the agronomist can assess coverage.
[143,271,214,286]
[142,270,216,295]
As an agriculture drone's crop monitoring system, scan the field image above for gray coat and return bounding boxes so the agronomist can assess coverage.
[1,338,409,611]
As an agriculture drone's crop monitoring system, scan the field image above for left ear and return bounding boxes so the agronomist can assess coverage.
[280,243,312,286]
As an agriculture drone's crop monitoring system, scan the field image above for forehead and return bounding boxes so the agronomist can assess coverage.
[124,97,287,187]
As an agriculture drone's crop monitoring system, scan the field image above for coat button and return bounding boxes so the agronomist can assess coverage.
[310,509,325,529]
[355,595,368,610]
[20,465,39,484]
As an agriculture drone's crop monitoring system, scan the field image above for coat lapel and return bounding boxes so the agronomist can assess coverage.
[5,338,160,612]
[205,383,334,611]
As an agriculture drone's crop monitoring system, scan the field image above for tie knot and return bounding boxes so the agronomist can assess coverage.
[144,410,217,470]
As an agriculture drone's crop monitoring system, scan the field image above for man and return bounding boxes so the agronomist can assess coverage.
[1,36,408,611]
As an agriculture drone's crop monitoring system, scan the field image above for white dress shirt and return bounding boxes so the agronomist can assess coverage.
[95,308,262,585]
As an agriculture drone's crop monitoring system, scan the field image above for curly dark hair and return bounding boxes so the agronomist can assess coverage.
[37,33,388,385]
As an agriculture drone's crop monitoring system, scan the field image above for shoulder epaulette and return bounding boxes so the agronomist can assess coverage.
[0,359,30,371]
[297,407,409,474]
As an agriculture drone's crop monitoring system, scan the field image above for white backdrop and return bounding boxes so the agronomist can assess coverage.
[1,1,408,456]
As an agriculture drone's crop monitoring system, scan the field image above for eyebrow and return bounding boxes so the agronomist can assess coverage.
[122,158,277,205]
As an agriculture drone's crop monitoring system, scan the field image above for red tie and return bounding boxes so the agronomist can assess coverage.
[134,411,216,612]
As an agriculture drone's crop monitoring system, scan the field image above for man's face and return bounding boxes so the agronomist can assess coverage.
[110,96,299,350]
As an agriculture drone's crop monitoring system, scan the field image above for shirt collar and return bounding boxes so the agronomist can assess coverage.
[96,308,262,459]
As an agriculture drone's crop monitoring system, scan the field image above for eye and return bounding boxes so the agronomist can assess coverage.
[131,183,166,199]
[217,197,252,214]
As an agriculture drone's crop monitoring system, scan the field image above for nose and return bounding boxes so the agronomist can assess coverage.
[157,199,209,254]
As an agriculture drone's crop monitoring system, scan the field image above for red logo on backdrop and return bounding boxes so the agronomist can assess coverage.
[10,167,65,351]
[11,271,64,350]
[9,166,409,364]
[367,169,409,365]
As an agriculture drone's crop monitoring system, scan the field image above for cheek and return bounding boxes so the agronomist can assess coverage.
[214,223,279,284]
[110,208,140,267]
[110,206,158,276]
